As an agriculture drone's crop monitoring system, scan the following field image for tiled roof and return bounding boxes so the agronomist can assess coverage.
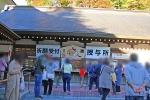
[0,6,150,39]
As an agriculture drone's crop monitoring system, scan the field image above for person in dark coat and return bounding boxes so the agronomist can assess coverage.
[115,62,122,93]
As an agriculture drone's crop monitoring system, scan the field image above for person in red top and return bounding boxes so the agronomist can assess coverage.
[79,66,85,88]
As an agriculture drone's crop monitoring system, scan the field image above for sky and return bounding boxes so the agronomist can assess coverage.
[13,0,27,5]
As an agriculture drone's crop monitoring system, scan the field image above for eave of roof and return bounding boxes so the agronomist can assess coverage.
[0,22,20,42]
[0,6,150,40]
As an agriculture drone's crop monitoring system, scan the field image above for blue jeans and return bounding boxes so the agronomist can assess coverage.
[125,96,144,100]
[62,73,71,92]
[34,74,42,97]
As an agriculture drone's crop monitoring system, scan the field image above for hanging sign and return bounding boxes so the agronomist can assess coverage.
[36,45,60,57]
[61,45,85,58]
[112,53,129,59]
[86,46,110,59]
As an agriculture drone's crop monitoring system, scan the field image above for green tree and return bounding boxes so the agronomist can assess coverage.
[111,0,128,9]
[127,0,150,10]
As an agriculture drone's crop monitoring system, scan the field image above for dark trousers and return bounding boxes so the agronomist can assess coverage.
[125,96,144,100]
[147,95,150,100]
[102,88,110,100]
[112,82,116,94]
[145,87,150,100]
[62,73,71,92]
[89,77,98,90]
[116,86,121,92]
[56,73,61,86]
[96,77,102,94]
[43,79,53,94]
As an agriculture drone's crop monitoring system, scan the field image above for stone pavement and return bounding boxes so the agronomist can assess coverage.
[21,94,125,100]
[25,84,125,97]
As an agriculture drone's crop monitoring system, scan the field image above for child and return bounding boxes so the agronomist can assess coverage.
[79,66,85,88]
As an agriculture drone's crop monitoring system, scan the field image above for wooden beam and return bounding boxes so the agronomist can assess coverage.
[126,43,138,45]
[55,39,68,42]
[103,42,115,44]
[79,40,91,43]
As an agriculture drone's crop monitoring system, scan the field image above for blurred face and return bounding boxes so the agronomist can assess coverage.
[49,59,53,64]
[17,59,24,65]
[43,56,47,62]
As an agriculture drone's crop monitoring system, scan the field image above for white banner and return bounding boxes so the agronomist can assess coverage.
[112,53,129,59]
[36,45,60,57]
[86,46,110,58]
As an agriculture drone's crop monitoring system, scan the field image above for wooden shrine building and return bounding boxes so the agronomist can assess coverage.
[0,6,150,83]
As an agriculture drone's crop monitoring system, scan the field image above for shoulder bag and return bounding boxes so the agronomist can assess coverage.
[99,66,105,76]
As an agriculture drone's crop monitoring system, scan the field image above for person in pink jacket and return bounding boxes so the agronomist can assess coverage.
[0,53,7,80]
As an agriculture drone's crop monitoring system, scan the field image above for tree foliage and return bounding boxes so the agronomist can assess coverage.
[27,0,150,10]
[27,0,52,6]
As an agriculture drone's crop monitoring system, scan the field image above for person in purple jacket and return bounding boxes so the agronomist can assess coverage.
[0,53,7,80]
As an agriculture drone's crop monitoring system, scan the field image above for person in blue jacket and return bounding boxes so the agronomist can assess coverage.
[115,62,122,92]
[87,62,93,87]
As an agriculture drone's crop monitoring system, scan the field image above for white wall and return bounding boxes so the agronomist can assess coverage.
[110,43,131,48]
[0,45,12,52]
[134,44,150,50]
[0,40,12,44]
[87,42,108,47]
[39,40,60,45]
[62,41,84,47]
[16,39,36,45]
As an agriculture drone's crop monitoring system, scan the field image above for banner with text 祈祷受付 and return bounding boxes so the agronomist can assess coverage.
[36,45,60,57]
[86,46,110,59]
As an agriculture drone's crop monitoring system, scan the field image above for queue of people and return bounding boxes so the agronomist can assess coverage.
[1,52,150,100]
[86,59,122,99]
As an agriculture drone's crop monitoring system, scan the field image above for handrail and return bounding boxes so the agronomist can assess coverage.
[0,69,31,91]
[0,79,7,83]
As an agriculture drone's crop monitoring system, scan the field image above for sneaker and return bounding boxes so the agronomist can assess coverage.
[37,96,43,99]
[80,85,83,88]
[67,91,70,95]
[48,93,51,95]
[43,93,46,95]
[99,94,102,97]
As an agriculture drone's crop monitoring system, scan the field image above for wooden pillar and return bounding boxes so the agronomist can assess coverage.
[36,41,39,44]
[84,42,86,48]
[60,41,62,47]
[131,45,134,48]
[108,44,110,47]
